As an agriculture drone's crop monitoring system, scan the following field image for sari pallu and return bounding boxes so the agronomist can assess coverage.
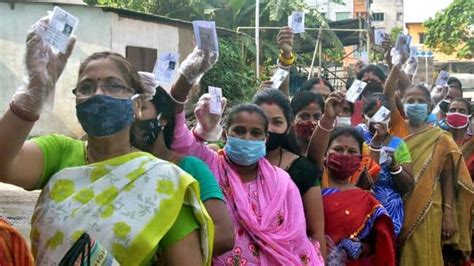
[214,152,323,265]
[30,152,214,265]
[323,188,396,266]
[400,127,474,265]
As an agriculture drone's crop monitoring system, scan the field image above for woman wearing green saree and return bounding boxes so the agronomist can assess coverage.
[0,17,213,265]
[397,84,473,265]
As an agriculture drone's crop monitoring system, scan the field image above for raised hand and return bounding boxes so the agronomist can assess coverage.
[178,48,218,85]
[371,123,388,144]
[12,16,76,116]
[277,27,294,58]
[323,91,345,120]
[382,35,393,67]
[194,93,227,141]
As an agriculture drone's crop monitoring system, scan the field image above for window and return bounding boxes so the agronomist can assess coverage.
[335,12,351,21]
[397,12,403,21]
[125,46,157,72]
[419,33,425,44]
[372,12,384,21]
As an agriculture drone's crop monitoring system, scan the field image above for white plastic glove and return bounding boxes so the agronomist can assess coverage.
[138,71,157,100]
[178,48,218,85]
[12,16,76,116]
[403,56,418,77]
[430,85,447,104]
[194,93,227,142]
[390,48,409,68]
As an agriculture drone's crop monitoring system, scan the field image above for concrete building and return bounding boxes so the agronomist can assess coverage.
[369,0,404,33]
[353,0,369,19]
[1,1,198,137]
[304,0,353,21]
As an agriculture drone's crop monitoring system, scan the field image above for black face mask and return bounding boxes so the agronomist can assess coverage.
[130,118,162,151]
[266,132,288,152]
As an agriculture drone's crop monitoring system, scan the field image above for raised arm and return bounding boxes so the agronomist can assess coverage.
[307,92,345,168]
[384,65,402,122]
[0,17,75,190]
[172,48,218,113]
[170,49,221,166]
[276,27,295,97]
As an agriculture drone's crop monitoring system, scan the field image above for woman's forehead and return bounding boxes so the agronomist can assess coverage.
[232,111,266,128]
[298,102,322,114]
[331,134,359,148]
[80,58,126,82]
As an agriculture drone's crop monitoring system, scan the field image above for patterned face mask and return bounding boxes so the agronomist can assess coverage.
[293,121,317,142]
[76,95,135,137]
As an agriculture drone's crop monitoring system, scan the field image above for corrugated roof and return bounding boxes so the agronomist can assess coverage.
[100,6,239,37]
[19,0,86,5]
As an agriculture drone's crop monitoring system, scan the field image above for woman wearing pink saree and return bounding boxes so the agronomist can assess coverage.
[168,48,324,265]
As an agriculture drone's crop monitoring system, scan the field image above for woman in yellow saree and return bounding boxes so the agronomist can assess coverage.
[0,17,213,265]
[398,84,474,265]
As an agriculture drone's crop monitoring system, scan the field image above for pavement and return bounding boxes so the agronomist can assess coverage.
[0,183,40,242]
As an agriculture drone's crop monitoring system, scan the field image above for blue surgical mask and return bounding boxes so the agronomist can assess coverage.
[224,136,266,166]
[76,95,135,137]
[404,103,428,125]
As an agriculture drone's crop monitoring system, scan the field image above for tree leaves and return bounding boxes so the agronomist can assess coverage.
[424,0,473,59]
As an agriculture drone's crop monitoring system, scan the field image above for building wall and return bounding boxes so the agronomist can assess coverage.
[0,2,193,137]
[370,0,403,32]
[353,0,368,17]
[304,0,353,21]
[406,22,468,62]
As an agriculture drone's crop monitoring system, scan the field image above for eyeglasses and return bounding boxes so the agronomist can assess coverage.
[73,82,135,99]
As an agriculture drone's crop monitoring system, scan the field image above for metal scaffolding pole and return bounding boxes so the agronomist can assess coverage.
[255,0,260,79]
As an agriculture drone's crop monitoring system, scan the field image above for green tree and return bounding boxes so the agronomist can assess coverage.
[390,26,402,41]
[424,0,473,59]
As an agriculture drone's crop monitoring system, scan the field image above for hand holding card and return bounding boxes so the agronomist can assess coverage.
[193,21,219,53]
[371,106,391,123]
[209,86,223,115]
[436,70,449,87]
[270,69,289,90]
[288,11,305,34]
[42,7,78,54]
[153,52,180,85]
[346,79,367,103]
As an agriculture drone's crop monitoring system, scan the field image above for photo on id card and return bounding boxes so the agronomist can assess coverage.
[44,7,78,53]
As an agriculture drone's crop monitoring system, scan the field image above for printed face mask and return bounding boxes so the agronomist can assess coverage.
[76,95,135,137]
[224,136,266,166]
[325,153,362,181]
[294,121,317,142]
[130,116,162,150]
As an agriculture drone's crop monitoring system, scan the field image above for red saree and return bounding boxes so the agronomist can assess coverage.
[323,188,395,266]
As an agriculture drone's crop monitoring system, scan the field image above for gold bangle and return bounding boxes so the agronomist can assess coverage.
[279,52,296,66]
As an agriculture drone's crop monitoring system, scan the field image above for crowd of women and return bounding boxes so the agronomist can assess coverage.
[0,15,472,266]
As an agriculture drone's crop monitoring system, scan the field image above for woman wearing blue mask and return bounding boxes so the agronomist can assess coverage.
[356,93,414,237]
[0,17,212,265]
[169,49,324,265]
[389,79,473,265]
